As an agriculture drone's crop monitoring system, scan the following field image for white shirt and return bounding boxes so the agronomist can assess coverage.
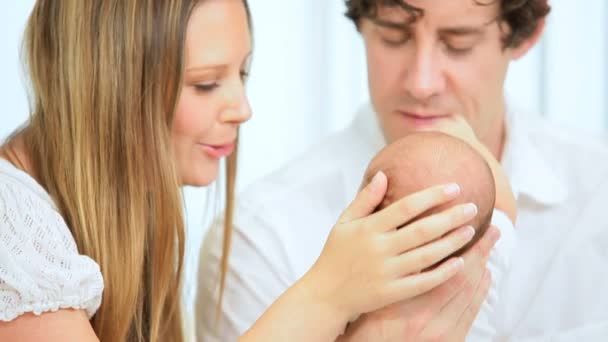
[0,159,103,321]
[196,103,608,341]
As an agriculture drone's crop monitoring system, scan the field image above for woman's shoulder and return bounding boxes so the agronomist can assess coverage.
[0,158,104,322]
[0,158,56,206]
[0,158,73,253]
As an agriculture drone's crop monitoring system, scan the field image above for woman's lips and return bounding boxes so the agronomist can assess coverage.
[200,143,235,159]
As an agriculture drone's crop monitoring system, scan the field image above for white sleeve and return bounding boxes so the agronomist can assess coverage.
[467,209,516,341]
[515,320,608,342]
[0,179,103,321]
[195,203,295,342]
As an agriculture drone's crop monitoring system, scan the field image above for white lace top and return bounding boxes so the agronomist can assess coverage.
[0,159,103,321]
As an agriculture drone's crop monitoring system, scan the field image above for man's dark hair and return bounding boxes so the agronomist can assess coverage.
[345,0,551,48]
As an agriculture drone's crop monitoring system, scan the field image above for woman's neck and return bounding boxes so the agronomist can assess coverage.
[1,134,36,179]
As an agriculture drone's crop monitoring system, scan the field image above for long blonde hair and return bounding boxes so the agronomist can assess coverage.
[19,1,199,340]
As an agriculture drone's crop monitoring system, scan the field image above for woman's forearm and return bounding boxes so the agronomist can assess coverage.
[239,273,348,342]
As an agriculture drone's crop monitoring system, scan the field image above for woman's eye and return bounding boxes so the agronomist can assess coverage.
[240,71,249,82]
[194,83,219,92]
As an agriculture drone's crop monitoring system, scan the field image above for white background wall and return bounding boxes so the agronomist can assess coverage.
[2,0,607,315]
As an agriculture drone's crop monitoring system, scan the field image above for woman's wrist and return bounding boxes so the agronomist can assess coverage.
[240,270,352,342]
[297,267,352,336]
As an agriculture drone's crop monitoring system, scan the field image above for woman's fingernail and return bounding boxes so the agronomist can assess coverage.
[463,203,478,217]
[462,226,476,240]
[444,183,461,196]
[452,257,465,269]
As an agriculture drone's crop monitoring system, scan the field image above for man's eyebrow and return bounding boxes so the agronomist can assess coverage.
[439,25,486,36]
[374,20,491,36]
[373,18,412,31]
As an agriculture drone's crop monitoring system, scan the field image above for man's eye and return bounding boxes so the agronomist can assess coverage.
[376,26,411,48]
[445,44,474,56]
[381,36,410,47]
[379,31,411,47]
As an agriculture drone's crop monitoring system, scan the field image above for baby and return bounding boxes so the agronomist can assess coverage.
[361,131,515,256]
[359,131,517,340]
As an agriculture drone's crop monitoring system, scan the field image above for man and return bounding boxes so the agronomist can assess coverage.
[197,0,608,340]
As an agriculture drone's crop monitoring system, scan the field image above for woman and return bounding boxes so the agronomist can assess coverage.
[0,0,478,341]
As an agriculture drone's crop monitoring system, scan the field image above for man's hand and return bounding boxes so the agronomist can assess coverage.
[424,115,479,146]
[425,115,517,223]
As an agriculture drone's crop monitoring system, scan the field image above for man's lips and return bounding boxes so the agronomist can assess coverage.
[396,111,452,128]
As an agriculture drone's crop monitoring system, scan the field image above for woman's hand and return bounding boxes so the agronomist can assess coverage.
[338,226,500,342]
[301,171,479,325]
[240,171,481,342]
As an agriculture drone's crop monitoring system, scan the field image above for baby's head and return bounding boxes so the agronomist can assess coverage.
[362,132,495,255]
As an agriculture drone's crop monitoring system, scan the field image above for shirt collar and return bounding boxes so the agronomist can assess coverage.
[501,103,568,206]
[352,103,385,157]
[352,101,569,207]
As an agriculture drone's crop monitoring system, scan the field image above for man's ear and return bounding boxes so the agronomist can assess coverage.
[511,18,546,60]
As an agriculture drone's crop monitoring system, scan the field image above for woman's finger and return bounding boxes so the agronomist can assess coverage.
[384,257,465,305]
[387,225,475,277]
[338,171,387,223]
[386,202,478,254]
[366,183,462,233]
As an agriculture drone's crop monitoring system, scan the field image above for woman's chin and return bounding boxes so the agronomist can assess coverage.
[179,164,219,187]
[182,173,218,187]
